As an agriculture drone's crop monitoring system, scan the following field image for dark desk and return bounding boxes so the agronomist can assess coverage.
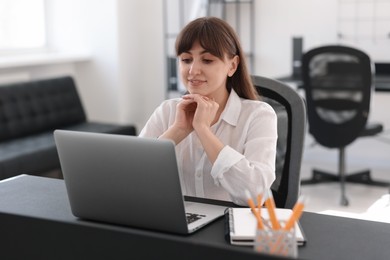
[277,74,390,92]
[375,75,390,91]
[1,175,390,260]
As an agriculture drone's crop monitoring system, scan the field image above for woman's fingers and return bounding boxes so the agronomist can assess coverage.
[182,94,213,105]
[182,94,219,128]
[178,97,197,112]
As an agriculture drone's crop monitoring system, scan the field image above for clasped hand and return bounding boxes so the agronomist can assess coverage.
[174,94,219,135]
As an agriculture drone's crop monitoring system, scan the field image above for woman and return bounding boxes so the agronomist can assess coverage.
[139,17,277,206]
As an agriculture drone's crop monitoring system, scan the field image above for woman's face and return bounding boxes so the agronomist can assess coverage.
[178,41,238,98]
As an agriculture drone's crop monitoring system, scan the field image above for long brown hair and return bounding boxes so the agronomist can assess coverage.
[175,17,257,100]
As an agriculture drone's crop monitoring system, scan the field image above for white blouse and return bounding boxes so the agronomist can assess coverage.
[139,89,277,206]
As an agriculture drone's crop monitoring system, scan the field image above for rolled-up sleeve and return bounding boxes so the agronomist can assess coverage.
[211,146,244,181]
[210,102,277,206]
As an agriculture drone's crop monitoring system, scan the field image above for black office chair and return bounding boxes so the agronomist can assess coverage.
[300,45,386,206]
[252,75,306,209]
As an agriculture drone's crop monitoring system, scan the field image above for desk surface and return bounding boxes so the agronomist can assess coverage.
[277,74,390,92]
[1,175,390,260]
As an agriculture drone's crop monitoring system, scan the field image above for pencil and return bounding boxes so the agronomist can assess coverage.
[284,196,305,231]
[245,190,264,230]
[264,190,281,230]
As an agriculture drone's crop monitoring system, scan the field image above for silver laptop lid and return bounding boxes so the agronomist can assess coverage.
[54,130,189,234]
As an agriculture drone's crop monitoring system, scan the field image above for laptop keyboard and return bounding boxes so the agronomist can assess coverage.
[186,213,206,224]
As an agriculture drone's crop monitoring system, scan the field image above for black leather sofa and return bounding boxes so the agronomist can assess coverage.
[0,76,137,180]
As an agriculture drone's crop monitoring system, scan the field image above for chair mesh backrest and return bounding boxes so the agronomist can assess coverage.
[260,94,288,197]
[252,76,306,209]
[302,45,372,148]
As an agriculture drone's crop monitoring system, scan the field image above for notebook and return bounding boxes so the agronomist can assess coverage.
[53,130,227,234]
[225,207,306,246]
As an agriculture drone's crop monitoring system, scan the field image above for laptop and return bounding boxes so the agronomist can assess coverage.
[54,130,227,234]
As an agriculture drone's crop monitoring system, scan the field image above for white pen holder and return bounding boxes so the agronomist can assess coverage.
[254,226,297,258]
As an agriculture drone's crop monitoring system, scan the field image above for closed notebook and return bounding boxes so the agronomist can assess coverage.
[224,207,306,246]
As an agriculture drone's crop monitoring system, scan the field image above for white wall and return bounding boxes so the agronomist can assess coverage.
[46,0,165,131]
[254,0,339,78]
[115,0,165,129]
[46,0,121,123]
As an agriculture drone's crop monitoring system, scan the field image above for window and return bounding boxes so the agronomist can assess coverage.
[0,0,46,52]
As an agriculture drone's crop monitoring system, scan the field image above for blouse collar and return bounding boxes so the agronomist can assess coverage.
[219,89,242,127]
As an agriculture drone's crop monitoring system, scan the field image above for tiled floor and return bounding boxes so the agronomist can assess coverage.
[300,130,390,223]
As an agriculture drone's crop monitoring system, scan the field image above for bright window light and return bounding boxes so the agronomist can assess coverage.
[0,0,46,51]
